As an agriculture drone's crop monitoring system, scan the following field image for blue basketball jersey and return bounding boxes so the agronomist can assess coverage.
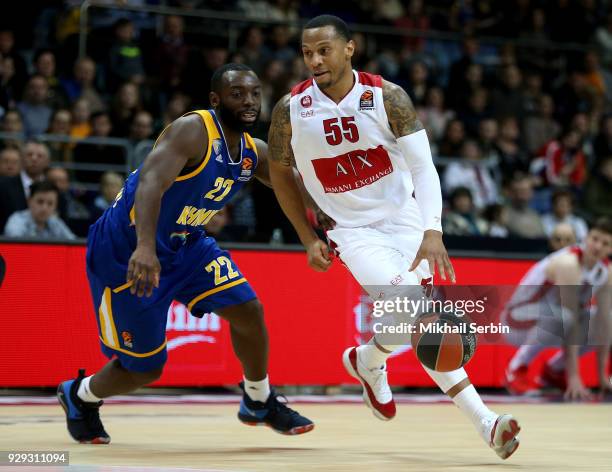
[94,109,258,267]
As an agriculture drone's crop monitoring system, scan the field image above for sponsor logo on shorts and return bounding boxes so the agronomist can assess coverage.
[359,89,374,110]
[390,274,403,285]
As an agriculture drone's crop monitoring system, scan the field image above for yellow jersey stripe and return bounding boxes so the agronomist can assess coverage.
[244,133,258,157]
[187,277,248,312]
[175,110,215,182]
[104,287,120,347]
[99,336,168,358]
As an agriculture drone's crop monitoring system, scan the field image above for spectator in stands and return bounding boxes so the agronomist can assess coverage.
[70,98,92,139]
[570,111,596,164]
[0,54,20,111]
[553,70,596,125]
[183,42,228,108]
[483,203,509,237]
[90,171,124,221]
[437,118,465,157]
[533,128,587,188]
[0,146,21,177]
[504,174,546,239]
[523,95,561,155]
[237,26,270,75]
[259,59,288,124]
[33,49,66,109]
[128,110,154,144]
[46,166,91,237]
[0,110,24,148]
[490,64,525,120]
[154,15,190,95]
[458,88,490,137]
[0,141,50,234]
[73,112,125,184]
[417,87,454,143]
[4,180,75,240]
[17,75,53,136]
[521,71,544,116]
[477,118,499,160]
[268,25,296,65]
[582,51,607,102]
[583,156,612,219]
[0,29,28,90]
[443,187,488,236]
[159,92,190,129]
[395,0,430,53]
[542,189,588,242]
[443,139,498,209]
[405,60,431,107]
[548,222,577,252]
[107,18,144,91]
[495,116,529,182]
[593,115,612,165]
[47,109,73,163]
[62,57,105,113]
[595,12,612,69]
[452,62,485,111]
[110,82,141,137]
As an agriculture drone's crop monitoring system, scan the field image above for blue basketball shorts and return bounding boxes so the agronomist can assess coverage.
[86,236,257,373]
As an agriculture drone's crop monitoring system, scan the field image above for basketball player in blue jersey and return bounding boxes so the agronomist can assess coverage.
[57,63,314,444]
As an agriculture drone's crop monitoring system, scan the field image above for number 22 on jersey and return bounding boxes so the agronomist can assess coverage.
[205,177,234,202]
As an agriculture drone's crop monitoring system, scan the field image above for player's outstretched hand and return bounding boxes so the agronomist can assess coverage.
[127,245,161,297]
[409,230,456,283]
[564,377,593,402]
[307,239,332,272]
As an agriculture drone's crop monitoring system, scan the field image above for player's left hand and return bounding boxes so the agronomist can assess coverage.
[409,230,456,283]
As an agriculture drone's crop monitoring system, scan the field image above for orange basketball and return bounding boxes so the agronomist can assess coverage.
[411,312,477,372]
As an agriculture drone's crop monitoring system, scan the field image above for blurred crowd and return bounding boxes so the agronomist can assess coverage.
[1,0,612,249]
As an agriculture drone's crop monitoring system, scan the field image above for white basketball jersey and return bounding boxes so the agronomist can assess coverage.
[289,70,421,228]
[507,245,610,309]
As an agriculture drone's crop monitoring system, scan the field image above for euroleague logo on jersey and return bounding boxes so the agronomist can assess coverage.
[359,89,375,110]
[239,157,254,181]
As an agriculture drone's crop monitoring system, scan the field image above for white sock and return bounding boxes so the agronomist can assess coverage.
[77,375,101,403]
[508,345,546,371]
[452,385,495,432]
[357,338,391,370]
[244,375,270,403]
[424,366,494,435]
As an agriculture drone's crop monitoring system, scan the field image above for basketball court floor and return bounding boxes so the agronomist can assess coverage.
[1,395,611,471]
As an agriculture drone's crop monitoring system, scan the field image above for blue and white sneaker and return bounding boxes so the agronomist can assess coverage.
[237,382,314,435]
[57,369,110,444]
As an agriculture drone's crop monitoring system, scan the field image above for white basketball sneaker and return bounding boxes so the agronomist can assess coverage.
[480,413,521,459]
[342,346,396,420]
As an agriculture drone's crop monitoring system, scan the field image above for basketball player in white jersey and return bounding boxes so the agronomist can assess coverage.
[268,15,520,459]
[504,218,612,400]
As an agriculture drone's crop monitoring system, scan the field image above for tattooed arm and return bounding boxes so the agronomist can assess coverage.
[383,79,424,138]
[383,80,454,282]
[268,94,331,271]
